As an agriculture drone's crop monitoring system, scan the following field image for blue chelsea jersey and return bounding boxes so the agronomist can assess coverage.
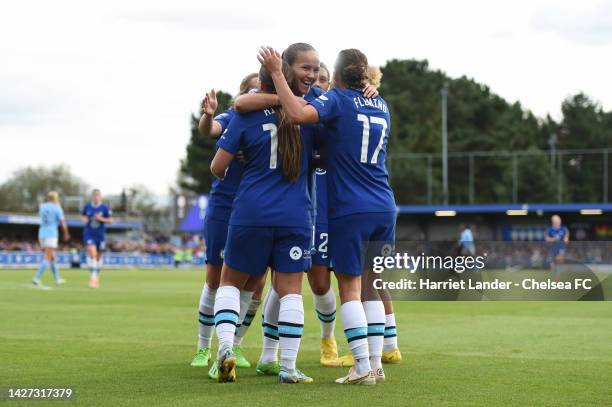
[206,109,246,221]
[547,226,568,242]
[82,203,112,238]
[216,108,313,228]
[309,87,396,218]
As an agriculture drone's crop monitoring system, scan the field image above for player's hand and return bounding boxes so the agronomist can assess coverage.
[201,89,218,116]
[257,46,282,74]
[236,150,247,163]
[363,84,379,98]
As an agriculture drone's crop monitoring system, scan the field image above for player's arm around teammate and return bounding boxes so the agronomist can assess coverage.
[210,64,314,384]
[259,47,396,385]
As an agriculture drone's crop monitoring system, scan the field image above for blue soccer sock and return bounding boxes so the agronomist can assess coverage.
[50,261,60,281]
[34,260,49,280]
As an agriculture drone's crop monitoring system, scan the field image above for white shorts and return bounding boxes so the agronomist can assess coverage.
[39,237,59,249]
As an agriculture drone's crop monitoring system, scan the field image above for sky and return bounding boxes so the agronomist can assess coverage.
[1,0,611,195]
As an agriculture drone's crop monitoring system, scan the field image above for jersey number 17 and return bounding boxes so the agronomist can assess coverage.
[357,114,388,164]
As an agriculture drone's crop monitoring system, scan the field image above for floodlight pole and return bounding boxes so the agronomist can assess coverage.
[441,83,449,205]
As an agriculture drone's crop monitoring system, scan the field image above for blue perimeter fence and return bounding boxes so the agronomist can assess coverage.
[0,251,205,269]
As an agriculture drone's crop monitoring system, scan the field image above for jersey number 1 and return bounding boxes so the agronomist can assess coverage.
[263,123,278,169]
[357,114,387,164]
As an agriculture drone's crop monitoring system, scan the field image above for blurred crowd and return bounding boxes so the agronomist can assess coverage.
[0,236,205,257]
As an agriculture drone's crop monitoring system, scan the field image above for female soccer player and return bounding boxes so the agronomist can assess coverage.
[210,63,314,384]
[546,214,569,278]
[32,191,70,286]
[315,62,331,91]
[258,47,396,385]
[236,45,378,370]
[192,73,267,379]
[336,65,403,367]
[81,189,113,289]
[236,44,339,369]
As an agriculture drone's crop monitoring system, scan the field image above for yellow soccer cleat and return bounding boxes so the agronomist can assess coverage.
[320,337,339,367]
[217,345,237,383]
[336,351,355,367]
[381,347,402,364]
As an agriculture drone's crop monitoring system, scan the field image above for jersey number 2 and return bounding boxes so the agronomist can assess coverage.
[357,114,387,164]
[263,123,278,169]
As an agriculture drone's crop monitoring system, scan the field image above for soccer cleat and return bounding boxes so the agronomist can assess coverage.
[320,337,339,367]
[232,345,251,368]
[55,279,66,285]
[208,360,219,380]
[89,276,99,289]
[217,345,236,383]
[277,367,314,384]
[374,367,386,382]
[382,347,402,364]
[335,367,376,385]
[336,351,355,367]
[190,347,211,367]
[32,278,41,286]
[255,360,281,376]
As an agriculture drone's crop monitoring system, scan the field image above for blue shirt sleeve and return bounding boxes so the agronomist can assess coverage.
[81,205,87,216]
[104,205,112,218]
[216,114,244,154]
[309,90,340,124]
[57,206,64,222]
[214,109,235,134]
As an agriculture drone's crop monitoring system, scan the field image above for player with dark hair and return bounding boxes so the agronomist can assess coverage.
[259,46,395,385]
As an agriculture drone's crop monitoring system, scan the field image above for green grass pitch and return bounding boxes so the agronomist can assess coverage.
[1,268,611,406]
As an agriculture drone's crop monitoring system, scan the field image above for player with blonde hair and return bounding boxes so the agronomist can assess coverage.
[32,191,70,286]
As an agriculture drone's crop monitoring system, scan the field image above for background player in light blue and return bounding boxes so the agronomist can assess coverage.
[259,46,396,385]
[546,214,569,276]
[33,191,70,286]
[80,189,113,288]
[210,64,313,384]
[458,223,476,255]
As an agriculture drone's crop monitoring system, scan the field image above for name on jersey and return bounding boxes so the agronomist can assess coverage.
[263,108,276,116]
[353,97,388,113]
